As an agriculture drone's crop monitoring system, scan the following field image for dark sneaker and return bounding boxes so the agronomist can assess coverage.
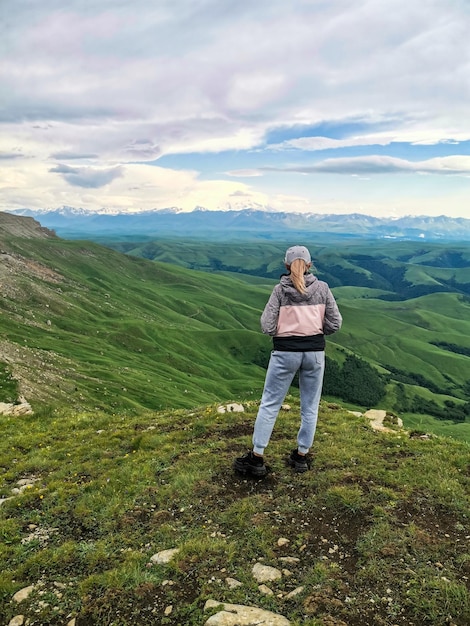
[233,451,267,477]
[288,449,309,473]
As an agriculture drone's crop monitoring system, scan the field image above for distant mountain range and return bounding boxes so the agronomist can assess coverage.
[5,206,470,241]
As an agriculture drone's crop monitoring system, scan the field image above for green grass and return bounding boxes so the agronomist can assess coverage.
[1,232,469,439]
[0,362,18,403]
[0,398,469,625]
[402,412,470,442]
[0,237,272,411]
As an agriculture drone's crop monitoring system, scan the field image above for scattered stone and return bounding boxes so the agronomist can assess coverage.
[281,404,291,411]
[53,581,66,590]
[225,577,243,589]
[282,569,292,577]
[259,584,274,595]
[21,526,58,546]
[8,616,25,626]
[347,410,363,417]
[285,586,304,599]
[279,557,300,565]
[12,585,34,603]
[150,548,179,564]
[217,403,244,414]
[11,477,39,495]
[277,537,290,547]
[252,562,282,583]
[204,599,290,625]
[164,605,173,616]
[67,619,76,626]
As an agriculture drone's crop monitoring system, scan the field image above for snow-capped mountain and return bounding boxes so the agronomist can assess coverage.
[4,206,470,241]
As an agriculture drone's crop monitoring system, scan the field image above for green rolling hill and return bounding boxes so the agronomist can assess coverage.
[0,225,272,411]
[1,214,470,440]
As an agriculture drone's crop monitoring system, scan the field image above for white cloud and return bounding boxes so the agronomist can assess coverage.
[227,169,263,178]
[1,0,470,216]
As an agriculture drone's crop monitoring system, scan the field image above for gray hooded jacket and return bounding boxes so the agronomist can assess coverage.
[260,273,342,351]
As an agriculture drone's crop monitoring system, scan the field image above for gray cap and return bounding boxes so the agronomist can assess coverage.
[284,245,311,265]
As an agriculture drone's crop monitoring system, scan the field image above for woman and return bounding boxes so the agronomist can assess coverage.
[234,245,342,476]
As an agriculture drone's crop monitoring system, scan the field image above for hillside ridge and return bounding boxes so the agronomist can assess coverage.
[0,212,56,240]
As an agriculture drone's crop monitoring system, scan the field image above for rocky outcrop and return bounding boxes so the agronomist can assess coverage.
[363,409,403,433]
[0,212,56,240]
[0,398,33,417]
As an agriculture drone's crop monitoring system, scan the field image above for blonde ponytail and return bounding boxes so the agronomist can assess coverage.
[290,258,308,294]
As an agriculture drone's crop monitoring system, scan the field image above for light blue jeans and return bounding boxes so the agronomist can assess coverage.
[253,350,325,456]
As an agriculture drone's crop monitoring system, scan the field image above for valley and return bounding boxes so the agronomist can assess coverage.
[1,213,470,440]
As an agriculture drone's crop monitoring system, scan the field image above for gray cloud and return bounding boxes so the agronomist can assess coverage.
[51,152,99,160]
[0,151,25,160]
[2,0,470,136]
[262,156,470,176]
[49,164,124,188]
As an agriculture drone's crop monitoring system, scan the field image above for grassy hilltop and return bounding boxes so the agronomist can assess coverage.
[1,399,469,625]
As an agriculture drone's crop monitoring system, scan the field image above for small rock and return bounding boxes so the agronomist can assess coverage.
[150,548,179,564]
[164,605,173,616]
[225,577,243,589]
[252,562,282,583]
[8,616,25,626]
[12,585,34,603]
[259,584,274,595]
[279,557,300,564]
[281,404,291,411]
[53,581,66,589]
[285,586,304,599]
[217,403,244,414]
[277,538,290,547]
[67,619,76,626]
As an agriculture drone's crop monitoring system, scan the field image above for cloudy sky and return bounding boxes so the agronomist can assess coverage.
[1,0,470,217]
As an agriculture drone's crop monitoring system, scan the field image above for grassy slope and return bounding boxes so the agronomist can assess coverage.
[0,237,271,410]
[334,292,470,390]
[103,237,470,439]
[0,400,468,626]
